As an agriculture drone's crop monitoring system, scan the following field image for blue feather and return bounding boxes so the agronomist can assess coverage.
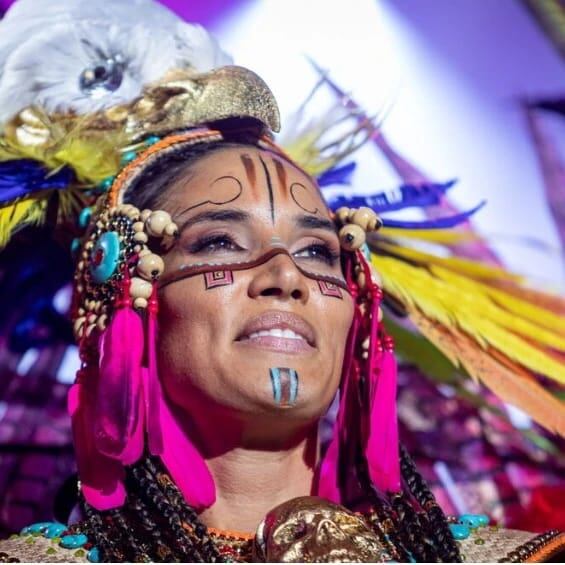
[382,201,486,229]
[0,159,74,203]
[324,180,457,213]
[316,162,356,187]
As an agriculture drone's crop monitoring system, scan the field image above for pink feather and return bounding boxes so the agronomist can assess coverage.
[69,375,126,510]
[158,399,216,510]
[95,287,145,464]
[316,309,361,503]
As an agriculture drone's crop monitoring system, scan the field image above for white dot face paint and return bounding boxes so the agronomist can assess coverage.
[269,367,299,407]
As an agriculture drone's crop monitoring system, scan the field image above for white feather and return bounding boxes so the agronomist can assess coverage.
[0,0,232,123]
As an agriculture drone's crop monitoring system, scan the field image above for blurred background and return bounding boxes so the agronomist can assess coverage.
[0,0,564,537]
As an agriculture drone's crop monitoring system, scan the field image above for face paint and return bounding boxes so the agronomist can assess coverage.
[204,270,234,290]
[269,236,285,248]
[258,155,275,224]
[317,280,343,299]
[290,182,320,214]
[177,175,243,216]
[269,367,298,407]
[160,247,349,292]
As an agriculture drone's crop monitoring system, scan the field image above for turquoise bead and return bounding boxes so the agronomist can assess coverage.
[60,534,88,549]
[87,547,101,563]
[90,231,121,283]
[78,207,92,228]
[71,238,81,255]
[144,135,160,146]
[459,513,489,529]
[98,176,115,192]
[45,523,67,539]
[21,522,52,535]
[120,150,137,165]
[449,523,470,540]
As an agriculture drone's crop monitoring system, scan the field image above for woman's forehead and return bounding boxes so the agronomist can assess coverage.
[166,145,331,223]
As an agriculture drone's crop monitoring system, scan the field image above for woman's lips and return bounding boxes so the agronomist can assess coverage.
[236,311,316,353]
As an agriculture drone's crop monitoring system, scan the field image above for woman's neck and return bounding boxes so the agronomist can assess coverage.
[198,422,318,533]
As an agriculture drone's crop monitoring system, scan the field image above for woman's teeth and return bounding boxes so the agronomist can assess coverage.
[247,329,305,340]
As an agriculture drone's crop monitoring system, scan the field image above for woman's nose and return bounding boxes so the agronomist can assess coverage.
[247,252,310,303]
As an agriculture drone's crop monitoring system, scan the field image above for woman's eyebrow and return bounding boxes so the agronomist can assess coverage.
[177,209,250,233]
[295,214,336,233]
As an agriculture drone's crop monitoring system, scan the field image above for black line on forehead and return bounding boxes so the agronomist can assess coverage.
[175,175,243,218]
[259,155,275,224]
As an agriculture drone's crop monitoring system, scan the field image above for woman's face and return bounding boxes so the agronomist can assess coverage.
[157,146,354,430]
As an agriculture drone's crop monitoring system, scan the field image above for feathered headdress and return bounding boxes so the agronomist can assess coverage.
[0,0,563,447]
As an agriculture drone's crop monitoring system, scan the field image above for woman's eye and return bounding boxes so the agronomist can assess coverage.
[188,234,243,254]
[293,243,339,265]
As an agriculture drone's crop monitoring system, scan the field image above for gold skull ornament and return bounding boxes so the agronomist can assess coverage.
[253,496,392,563]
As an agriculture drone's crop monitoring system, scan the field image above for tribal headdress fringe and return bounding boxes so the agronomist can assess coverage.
[0,0,563,510]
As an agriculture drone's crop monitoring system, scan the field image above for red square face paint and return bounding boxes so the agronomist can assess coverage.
[317,280,343,299]
[204,270,234,290]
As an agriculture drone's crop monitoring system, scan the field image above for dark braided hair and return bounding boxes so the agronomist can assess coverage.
[81,457,224,562]
[356,444,462,562]
[399,446,462,562]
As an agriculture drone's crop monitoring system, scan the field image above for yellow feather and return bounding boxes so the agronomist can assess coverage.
[0,195,47,247]
[430,265,565,344]
[377,227,478,245]
[375,240,522,281]
[490,280,565,318]
[373,255,565,384]
[411,309,565,436]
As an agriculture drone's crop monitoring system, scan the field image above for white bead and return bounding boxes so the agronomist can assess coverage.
[133,221,145,232]
[133,231,148,243]
[137,253,165,280]
[164,222,178,237]
[336,207,351,225]
[146,210,172,237]
[133,297,148,309]
[351,207,378,231]
[130,277,153,299]
[73,316,86,335]
[97,314,108,331]
[140,209,152,222]
[339,224,366,251]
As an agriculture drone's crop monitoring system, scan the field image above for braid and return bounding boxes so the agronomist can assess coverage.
[355,443,463,562]
[108,507,150,563]
[134,460,206,561]
[82,502,120,562]
[130,466,175,561]
[399,446,462,563]
[82,457,224,562]
[390,491,437,562]
[144,459,222,562]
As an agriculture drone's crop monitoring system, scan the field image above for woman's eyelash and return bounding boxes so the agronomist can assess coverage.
[294,243,340,265]
[187,233,243,254]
